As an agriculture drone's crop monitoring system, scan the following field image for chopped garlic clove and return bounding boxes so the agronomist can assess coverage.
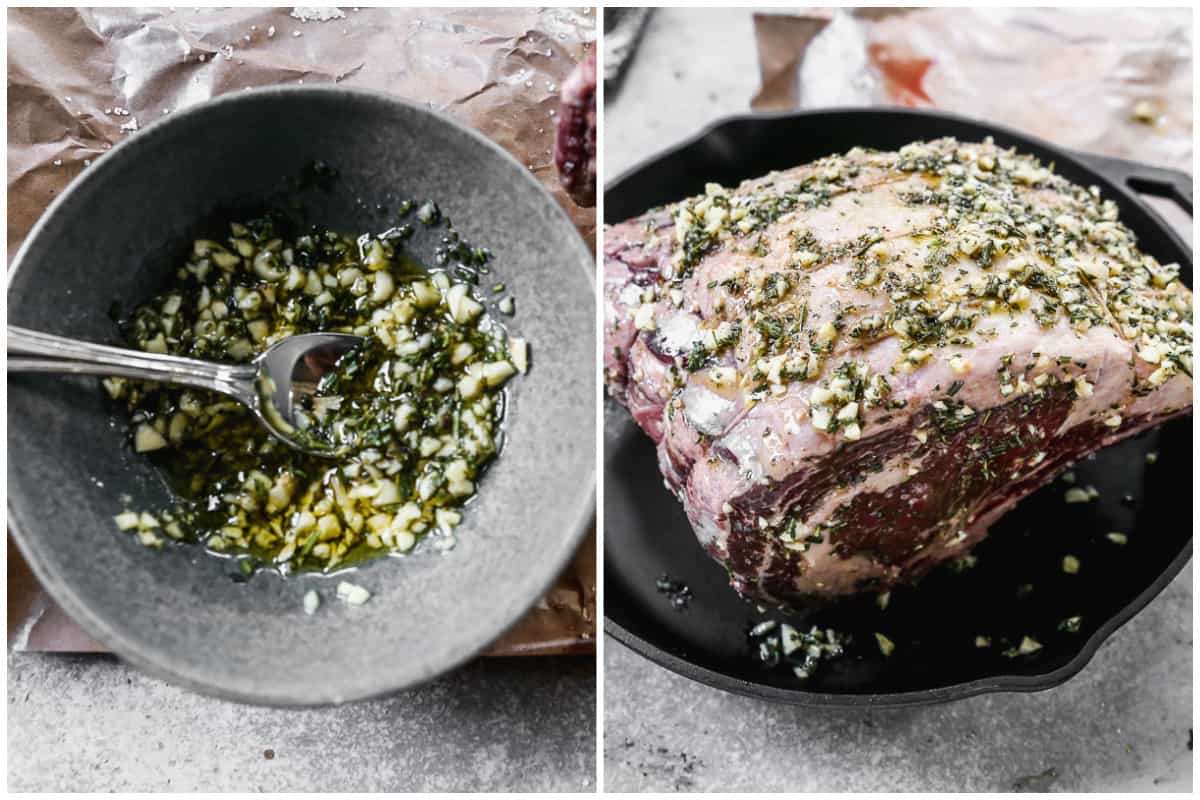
[510,337,529,373]
[134,423,168,453]
[303,590,320,615]
[335,581,371,606]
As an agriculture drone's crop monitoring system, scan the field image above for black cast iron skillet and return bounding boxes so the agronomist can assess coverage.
[604,108,1193,707]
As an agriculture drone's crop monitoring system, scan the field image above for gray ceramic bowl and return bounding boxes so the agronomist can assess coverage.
[7,87,595,705]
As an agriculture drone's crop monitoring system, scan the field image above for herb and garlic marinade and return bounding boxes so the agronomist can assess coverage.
[107,214,527,571]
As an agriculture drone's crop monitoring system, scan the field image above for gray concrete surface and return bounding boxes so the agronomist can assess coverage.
[603,7,1193,793]
[8,653,594,792]
[606,8,763,177]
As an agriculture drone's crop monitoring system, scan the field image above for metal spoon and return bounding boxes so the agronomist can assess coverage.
[7,325,364,457]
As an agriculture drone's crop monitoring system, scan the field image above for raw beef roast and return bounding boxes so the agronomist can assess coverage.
[604,137,1192,606]
[554,48,597,208]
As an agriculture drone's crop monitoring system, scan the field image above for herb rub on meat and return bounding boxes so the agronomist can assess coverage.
[604,137,1192,606]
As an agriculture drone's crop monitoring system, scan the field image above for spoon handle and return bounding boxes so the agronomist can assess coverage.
[7,325,257,402]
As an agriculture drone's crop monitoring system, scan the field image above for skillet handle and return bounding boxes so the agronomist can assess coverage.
[1069,150,1193,217]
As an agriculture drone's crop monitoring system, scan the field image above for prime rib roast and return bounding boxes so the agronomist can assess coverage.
[604,137,1192,606]
[554,48,597,208]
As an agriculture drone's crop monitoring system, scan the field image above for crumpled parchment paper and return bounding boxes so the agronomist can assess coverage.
[6,6,596,657]
[751,8,1192,173]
